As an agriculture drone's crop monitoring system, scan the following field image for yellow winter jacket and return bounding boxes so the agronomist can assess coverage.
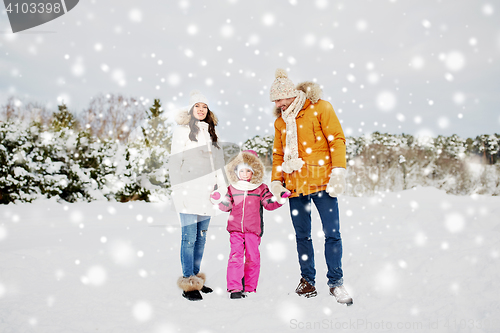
[271,84,346,198]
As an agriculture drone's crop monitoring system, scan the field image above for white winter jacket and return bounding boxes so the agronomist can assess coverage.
[169,110,226,216]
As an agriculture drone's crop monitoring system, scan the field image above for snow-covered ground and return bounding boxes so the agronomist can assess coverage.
[1,187,499,333]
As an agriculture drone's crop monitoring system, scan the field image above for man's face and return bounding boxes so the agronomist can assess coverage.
[274,97,296,112]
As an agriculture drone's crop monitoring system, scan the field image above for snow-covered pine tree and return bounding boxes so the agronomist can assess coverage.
[140,98,171,187]
[0,122,35,203]
[51,103,79,131]
[141,99,171,150]
[472,134,499,164]
[117,99,172,202]
[484,134,499,164]
[242,135,274,166]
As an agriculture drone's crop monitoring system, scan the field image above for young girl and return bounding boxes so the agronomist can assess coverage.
[210,150,287,299]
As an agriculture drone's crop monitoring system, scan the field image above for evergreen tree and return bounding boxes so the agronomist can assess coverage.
[51,103,79,131]
[242,135,274,165]
[141,99,171,149]
[125,98,173,198]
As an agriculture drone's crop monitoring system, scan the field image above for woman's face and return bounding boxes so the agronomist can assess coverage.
[192,103,208,121]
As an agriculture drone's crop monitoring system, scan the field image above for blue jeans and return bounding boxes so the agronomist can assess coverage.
[179,214,211,278]
[289,190,344,288]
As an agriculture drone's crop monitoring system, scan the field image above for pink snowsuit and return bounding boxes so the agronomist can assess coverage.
[218,183,282,292]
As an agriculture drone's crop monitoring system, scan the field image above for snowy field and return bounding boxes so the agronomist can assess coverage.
[1,187,499,333]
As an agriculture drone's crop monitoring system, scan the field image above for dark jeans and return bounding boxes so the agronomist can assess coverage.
[289,190,344,288]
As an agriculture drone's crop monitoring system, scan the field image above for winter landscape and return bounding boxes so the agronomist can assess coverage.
[2,0,500,332]
[1,186,499,332]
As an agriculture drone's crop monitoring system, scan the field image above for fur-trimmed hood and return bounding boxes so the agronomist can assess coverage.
[175,108,219,126]
[273,81,322,118]
[225,150,264,186]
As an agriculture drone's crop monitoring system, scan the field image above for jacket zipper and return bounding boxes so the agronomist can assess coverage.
[241,190,247,232]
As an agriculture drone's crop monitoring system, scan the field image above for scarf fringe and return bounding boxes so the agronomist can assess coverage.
[282,90,306,174]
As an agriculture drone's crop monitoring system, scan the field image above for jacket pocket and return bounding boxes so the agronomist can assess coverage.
[284,165,309,194]
[306,163,331,187]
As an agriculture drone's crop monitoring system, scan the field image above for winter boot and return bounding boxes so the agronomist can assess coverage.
[182,290,203,301]
[229,291,247,299]
[201,285,213,294]
[295,278,317,298]
[196,273,213,294]
[177,275,204,301]
[330,285,353,306]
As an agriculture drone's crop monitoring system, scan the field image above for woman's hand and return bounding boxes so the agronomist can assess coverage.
[210,184,226,204]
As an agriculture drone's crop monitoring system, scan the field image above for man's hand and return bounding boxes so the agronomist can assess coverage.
[270,181,291,204]
[326,168,346,197]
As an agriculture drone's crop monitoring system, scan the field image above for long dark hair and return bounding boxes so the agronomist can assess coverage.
[188,106,220,148]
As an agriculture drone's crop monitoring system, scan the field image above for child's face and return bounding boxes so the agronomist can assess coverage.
[238,168,253,181]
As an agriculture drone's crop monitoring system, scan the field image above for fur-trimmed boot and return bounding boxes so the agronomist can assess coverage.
[177,275,204,301]
[196,273,213,294]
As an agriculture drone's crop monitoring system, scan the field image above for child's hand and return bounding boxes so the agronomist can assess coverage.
[281,191,291,199]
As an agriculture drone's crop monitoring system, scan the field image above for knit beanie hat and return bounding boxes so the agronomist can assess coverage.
[270,69,298,102]
[243,149,259,157]
[236,163,254,179]
[189,90,209,111]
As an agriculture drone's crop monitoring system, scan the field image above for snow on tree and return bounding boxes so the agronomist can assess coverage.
[122,98,173,202]
[141,99,171,150]
[242,135,274,166]
[1,110,499,203]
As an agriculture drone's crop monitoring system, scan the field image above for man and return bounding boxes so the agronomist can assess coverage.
[269,69,353,305]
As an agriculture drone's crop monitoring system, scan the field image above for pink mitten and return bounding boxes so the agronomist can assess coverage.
[281,191,291,199]
[210,190,224,204]
[211,191,221,201]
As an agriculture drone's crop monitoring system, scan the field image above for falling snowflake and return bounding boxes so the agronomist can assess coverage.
[109,240,136,266]
[376,91,397,111]
[410,56,425,70]
[262,13,275,26]
[220,25,234,38]
[84,266,107,286]
[356,20,368,31]
[129,9,143,22]
[444,51,466,72]
[414,231,427,246]
[266,241,287,261]
[132,301,153,322]
[0,226,7,241]
[444,213,466,233]
[187,24,198,35]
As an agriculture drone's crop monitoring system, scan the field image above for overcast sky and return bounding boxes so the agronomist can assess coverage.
[1,0,499,144]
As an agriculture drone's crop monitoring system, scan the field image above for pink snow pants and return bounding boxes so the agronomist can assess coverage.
[227,232,261,292]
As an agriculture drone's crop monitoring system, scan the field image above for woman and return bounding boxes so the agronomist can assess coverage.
[169,91,226,301]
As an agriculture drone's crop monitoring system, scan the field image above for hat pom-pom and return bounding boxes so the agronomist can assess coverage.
[275,68,288,79]
[190,90,201,96]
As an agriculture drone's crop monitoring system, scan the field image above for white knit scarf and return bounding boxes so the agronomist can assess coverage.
[281,90,306,174]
